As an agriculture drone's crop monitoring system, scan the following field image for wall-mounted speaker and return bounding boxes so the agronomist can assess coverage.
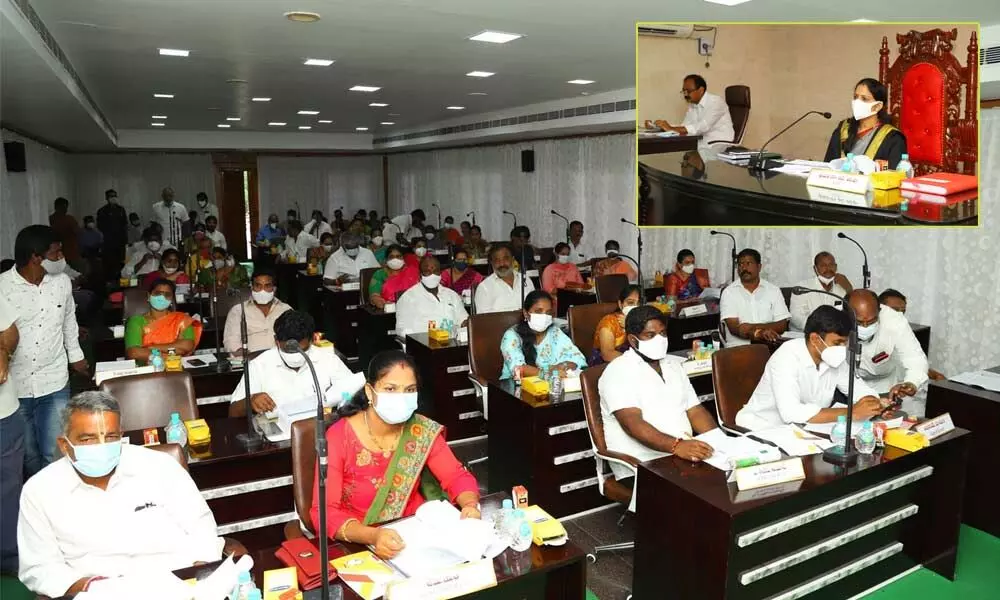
[521,149,535,173]
[3,142,26,172]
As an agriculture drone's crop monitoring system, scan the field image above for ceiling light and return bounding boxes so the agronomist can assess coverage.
[304,58,335,66]
[466,71,495,78]
[153,93,174,98]
[380,122,395,125]
[217,124,231,128]
[468,92,488,96]
[703,0,753,5]
[369,102,389,107]
[446,106,465,110]
[298,126,312,130]
[468,31,523,44]
[226,117,240,121]
[318,120,333,124]
[252,97,271,102]
[356,127,369,131]
[150,123,165,127]
[284,11,321,23]
[268,122,287,126]
[851,18,877,22]
[350,85,381,92]
[297,110,320,115]
[567,79,595,85]
[158,48,189,57]
[151,115,167,119]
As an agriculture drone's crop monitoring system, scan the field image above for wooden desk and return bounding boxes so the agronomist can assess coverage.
[926,376,1000,538]
[633,429,971,599]
[556,288,597,318]
[667,301,721,353]
[638,134,701,155]
[127,417,294,551]
[406,333,484,442]
[357,305,399,369]
[274,262,308,306]
[322,286,362,362]
[295,271,325,326]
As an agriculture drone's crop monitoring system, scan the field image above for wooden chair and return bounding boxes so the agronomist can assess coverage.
[148,442,188,470]
[711,345,770,433]
[467,310,522,420]
[360,267,379,306]
[595,274,629,304]
[568,302,617,362]
[99,371,198,431]
[284,419,318,540]
[879,28,978,175]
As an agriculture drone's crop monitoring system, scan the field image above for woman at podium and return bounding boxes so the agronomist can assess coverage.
[823,77,907,169]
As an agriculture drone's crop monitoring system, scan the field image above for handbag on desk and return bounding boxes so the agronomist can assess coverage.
[275,537,340,590]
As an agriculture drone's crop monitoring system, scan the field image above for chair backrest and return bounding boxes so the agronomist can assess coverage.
[360,267,379,305]
[213,288,250,319]
[123,287,150,321]
[725,85,751,145]
[581,362,632,506]
[148,442,188,471]
[595,274,629,304]
[780,287,793,311]
[568,302,617,361]
[537,247,555,268]
[467,310,522,381]
[99,371,198,431]
[711,344,770,429]
[290,419,317,534]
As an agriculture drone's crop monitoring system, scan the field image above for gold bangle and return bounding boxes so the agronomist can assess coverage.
[338,518,358,543]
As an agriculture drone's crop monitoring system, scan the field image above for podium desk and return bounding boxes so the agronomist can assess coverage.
[406,333,484,442]
[633,429,970,600]
[357,304,399,368]
[295,270,325,327]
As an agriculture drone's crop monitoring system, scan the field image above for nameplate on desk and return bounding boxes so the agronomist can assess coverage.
[806,169,870,194]
[679,304,709,317]
[682,359,712,376]
[525,269,539,278]
[682,329,717,341]
[913,412,954,440]
[473,258,488,266]
[735,458,805,491]
[94,365,155,386]
[446,365,471,374]
[385,557,497,600]
[554,449,594,465]
[452,388,475,398]
[341,281,361,291]
[387,329,396,336]
[458,410,483,420]
[345,304,360,311]
[548,420,588,436]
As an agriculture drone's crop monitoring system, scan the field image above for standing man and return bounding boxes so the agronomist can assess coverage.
[96,189,128,278]
[0,294,22,575]
[205,215,227,250]
[151,187,188,248]
[195,192,218,224]
[847,290,928,398]
[281,220,319,262]
[382,209,426,245]
[720,248,790,346]
[644,74,735,151]
[0,226,88,477]
[49,198,81,267]
[789,252,853,331]
[474,243,536,314]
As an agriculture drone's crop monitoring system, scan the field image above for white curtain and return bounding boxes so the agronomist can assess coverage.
[257,155,383,223]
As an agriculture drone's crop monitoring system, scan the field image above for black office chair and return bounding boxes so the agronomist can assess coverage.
[707,85,751,146]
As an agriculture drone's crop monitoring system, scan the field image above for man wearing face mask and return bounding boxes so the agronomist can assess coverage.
[422,225,447,251]
[281,220,320,263]
[121,229,167,278]
[151,187,188,248]
[97,189,128,275]
[194,192,218,224]
[663,249,710,303]
[255,213,285,246]
[846,290,928,401]
[643,74,735,152]
[720,248,790,346]
[223,269,291,356]
[599,306,719,508]
[0,226,88,477]
[323,232,380,286]
[788,252,854,331]
[736,305,886,431]
[395,256,469,336]
[474,243,536,314]
[567,221,597,267]
[18,392,227,598]
[824,77,907,169]
[229,311,353,417]
[204,215,227,250]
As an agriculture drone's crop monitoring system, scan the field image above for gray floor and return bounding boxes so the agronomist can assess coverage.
[452,438,636,600]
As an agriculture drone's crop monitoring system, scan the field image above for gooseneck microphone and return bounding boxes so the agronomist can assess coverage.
[503,210,517,228]
[235,298,261,450]
[550,210,570,244]
[749,110,832,172]
[466,211,477,226]
[837,232,871,290]
[710,230,738,284]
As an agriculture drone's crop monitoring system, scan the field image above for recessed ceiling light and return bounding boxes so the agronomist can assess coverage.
[298,126,312,130]
[226,117,240,121]
[150,122,165,127]
[297,110,320,115]
[567,79,595,85]
[446,106,465,110]
[226,79,248,85]
[153,93,174,99]
[158,48,189,57]
[350,85,381,92]
[284,11,321,23]
[369,102,389,107]
[304,58,335,66]
[851,18,877,22]
[356,127,369,131]
[380,122,395,125]
[252,97,271,102]
[268,122,287,126]
[468,92,488,96]
[468,31,523,44]
[703,0,752,5]
[466,71,495,78]
[318,120,333,124]
[151,115,167,119]
[217,124,231,128]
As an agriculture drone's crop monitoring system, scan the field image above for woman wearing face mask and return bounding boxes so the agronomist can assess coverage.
[310,350,480,559]
[663,249,711,304]
[142,248,189,288]
[591,285,643,366]
[311,232,338,263]
[440,248,482,297]
[541,243,586,310]
[823,77,907,169]
[125,279,202,361]
[196,247,248,291]
[369,245,420,310]
[405,238,429,270]
[592,240,638,283]
[500,291,586,380]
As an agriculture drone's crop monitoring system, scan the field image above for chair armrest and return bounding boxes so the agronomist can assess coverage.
[223,537,248,557]
[597,448,641,468]
[468,374,489,420]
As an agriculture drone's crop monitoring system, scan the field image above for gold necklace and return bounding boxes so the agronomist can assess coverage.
[364,410,399,458]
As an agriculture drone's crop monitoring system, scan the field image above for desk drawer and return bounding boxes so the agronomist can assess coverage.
[534,475,609,519]
[531,399,586,431]
[538,427,592,458]
[207,484,293,526]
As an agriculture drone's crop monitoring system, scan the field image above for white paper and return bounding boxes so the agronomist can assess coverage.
[698,287,721,300]
[111,325,126,339]
[385,500,502,578]
[84,570,190,600]
[695,429,781,471]
[750,425,833,456]
[950,370,1000,392]
[97,360,135,372]
[781,330,805,339]
[326,371,366,407]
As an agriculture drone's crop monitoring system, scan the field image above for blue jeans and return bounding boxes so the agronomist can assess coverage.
[0,410,25,574]
[18,384,70,477]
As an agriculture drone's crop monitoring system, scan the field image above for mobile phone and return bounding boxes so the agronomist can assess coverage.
[187,358,206,367]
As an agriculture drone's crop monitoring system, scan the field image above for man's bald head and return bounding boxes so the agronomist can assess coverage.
[419,255,441,276]
[846,289,880,326]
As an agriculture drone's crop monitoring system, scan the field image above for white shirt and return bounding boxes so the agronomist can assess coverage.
[857,305,929,394]
[0,269,83,398]
[151,201,189,246]
[569,239,599,264]
[17,444,224,598]
[789,277,847,331]
[323,247,380,281]
[0,294,18,418]
[195,201,219,223]
[395,284,469,336]
[121,243,162,277]
[223,299,293,354]
[735,338,879,430]
[230,346,354,408]
[680,91,735,150]
[720,278,791,346]
[598,349,701,480]
[305,219,334,239]
[205,229,227,250]
[382,215,423,243]
[282,232,320,261]
[473,272,536,314]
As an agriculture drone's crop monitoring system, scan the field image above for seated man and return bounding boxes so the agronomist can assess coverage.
[735,305,886,431]
[323,232,379,285]
[121,228,167,278]
[256,213,285,246]
[395,256,469,336]
[509,226,536,271]
[878,288,945,381]
[598,306,718,508]
[643,74,735,151]
[18,392,226,598]
[229,310,353,417]
[474,243,536,314]
[223,268,292,356]
[847,290,928,399]
[663,248,710,303]
[281,220,319,262]
[204,215,227,250]
[789,251,853,331]
[720,248,790,346]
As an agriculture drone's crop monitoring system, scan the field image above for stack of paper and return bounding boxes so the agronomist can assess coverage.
[750,425,833,456]
[694,429,782,471]
[950,370,1000,392]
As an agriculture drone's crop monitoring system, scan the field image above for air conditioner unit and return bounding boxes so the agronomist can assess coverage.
[637,24,695,39]
[982,24,1000,100]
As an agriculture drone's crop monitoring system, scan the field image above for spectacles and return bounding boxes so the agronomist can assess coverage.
[680,89,696,94]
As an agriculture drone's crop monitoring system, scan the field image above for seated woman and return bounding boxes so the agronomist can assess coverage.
[541,242,586,296]
[440,247,482,297]
[369,245,419,309]
[125,278,202,361]
[405,238,429,270]
[592,240,637,282]
[663,249,711,304]
[186,235,213,280]
[591,284,643,366]
[310,350,481,559]
[823,77,907,169]
[142,248,190,289]
[310,231,338,263]
[500,290,587,379]
[197,246,249,291]
[182,223,207,256]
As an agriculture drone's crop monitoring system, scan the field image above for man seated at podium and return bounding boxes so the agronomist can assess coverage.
[125,279,201,362]
[823,77,907,169]
[789,252,853,331]
[735,305,886,431]
[663,249,710,304]
[720,249,790,346]
[222,267,291,356]
[846,290,928,400]
[229,310,353,417]
[643,74,734,151]
[395,256,468,336]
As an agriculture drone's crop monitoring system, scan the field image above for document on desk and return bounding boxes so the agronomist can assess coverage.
[695,429,782,472]
[699,287,721,300]
[751,425,833,456]
[781,330,805,340]
[950,370,1000,392]
[803,416,902,437]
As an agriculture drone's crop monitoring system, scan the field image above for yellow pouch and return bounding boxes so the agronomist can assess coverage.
[183,418,211,445]
[870,170,905,190]
[522,505,567,546]
[428,329,451,342]
[521,376,550,396]
[263,566,301,600]
[884,428,928,452]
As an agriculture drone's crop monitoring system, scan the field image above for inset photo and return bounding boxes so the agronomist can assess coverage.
[636,23,980,227]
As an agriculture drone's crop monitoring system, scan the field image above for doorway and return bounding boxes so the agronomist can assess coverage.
[213,153,258,261]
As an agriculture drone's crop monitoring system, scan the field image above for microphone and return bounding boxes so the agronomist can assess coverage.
[837,232,871,290]
[431,203,442,229]
[749,110,832,172]
[466,211,477,226]
[209,262,231,373]
[550,210,570,244]
[235,298,261,450]
[710,230,738,284]
[280,338,333,600]
[503,210,517,228]
[620,218,643,298]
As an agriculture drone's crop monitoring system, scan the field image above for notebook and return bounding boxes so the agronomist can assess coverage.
[900,173,977,196]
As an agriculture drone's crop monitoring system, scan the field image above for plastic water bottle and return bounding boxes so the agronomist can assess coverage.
[855,421,877,455]
[494,499,514,542]
[842,153,857,173]
[246,589,262,600]
[830,415,848,446]
[548,369,563,399]
[165,412,187,447]
[508,509,533,552]
[150,349,165,372]
[230,571,254,600]
[896,153,914,178]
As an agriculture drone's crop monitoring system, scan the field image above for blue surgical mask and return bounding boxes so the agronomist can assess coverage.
[373,391,418,425]
[454,260,468,271]
[149,294,171,310]
[66,439,122,477]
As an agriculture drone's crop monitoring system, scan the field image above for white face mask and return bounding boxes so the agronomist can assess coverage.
[635,334,669,361]
[606,249,619,258]
[851,98,880,121]
[817,273,836,285]
[424,233,435,240]
[681,264,695,275]
[372,391,419,425]
[147,241,161,252]
[345,247,360,258]
[322,244,334,252]
[414,247,427,257]
[252,290,274,305]
[857,322,879,342]
[815,337,848,368]
[557,254,571,264]
[86,222,96,229]
[198,199,208,206]
[163,266,178,275]
[42,257,67,275]
[279,348,306,369]
[421,274,441,289]
[387,258,405,270]
[622,305,636,318]
[226,257,235,267]
[213,259,226,269]
[372,236,383,246]
[527,313,553,333]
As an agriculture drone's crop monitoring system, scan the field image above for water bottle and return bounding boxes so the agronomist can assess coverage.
[246,589,262,600]
[855,421,877,455]
[494,499,514,542]
[165,412,188,447]
[150,349,165,372]
[830,415,848,446]
[508,509,533,552]
[230,571,254,600]
[896,153,914,178]
[842,153,857,173]
[548,369,563,399]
